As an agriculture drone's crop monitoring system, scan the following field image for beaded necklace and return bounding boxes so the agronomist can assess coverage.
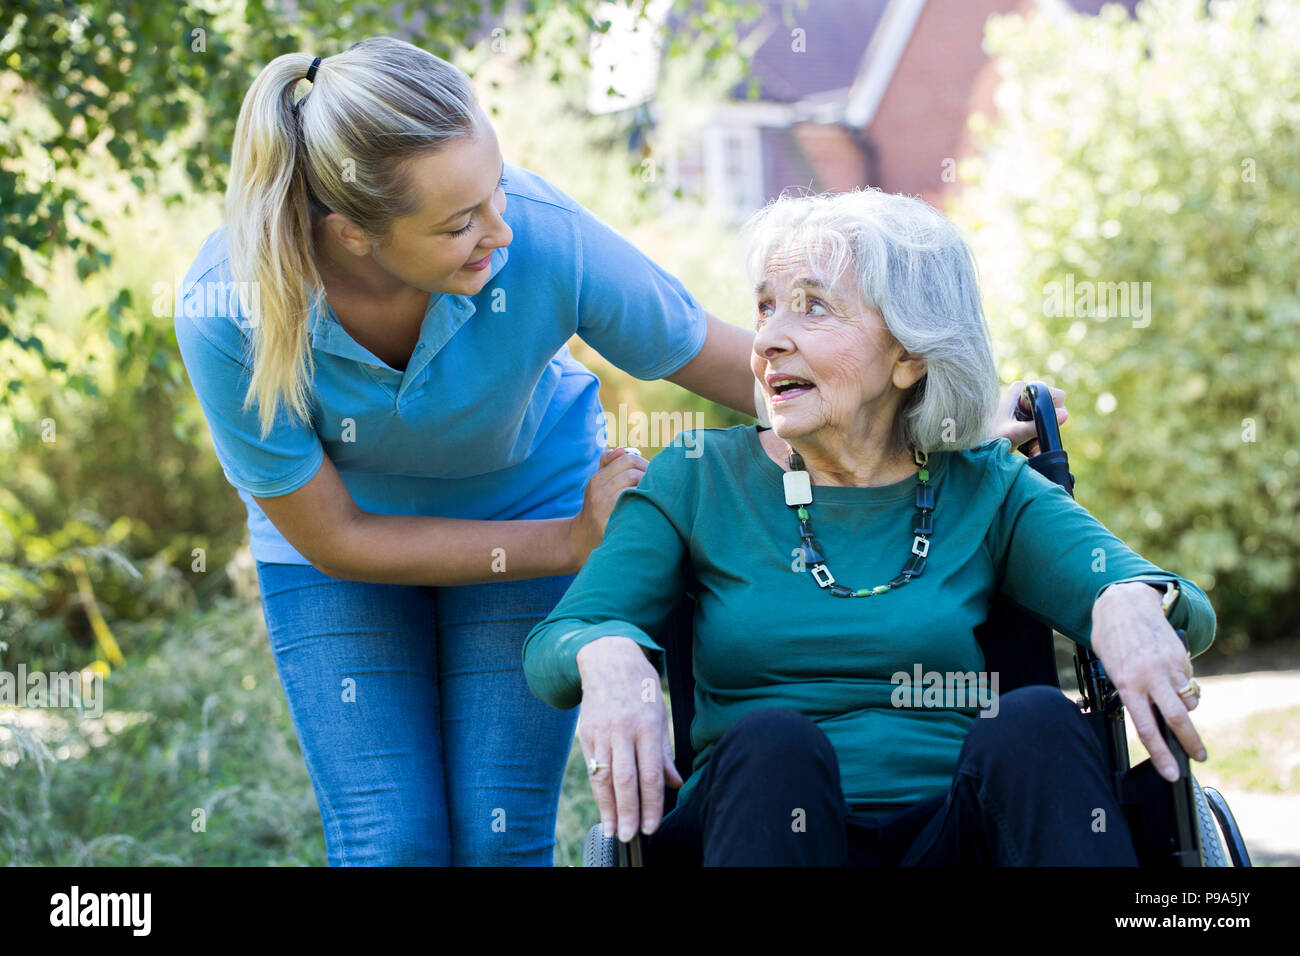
[783,445,934,598]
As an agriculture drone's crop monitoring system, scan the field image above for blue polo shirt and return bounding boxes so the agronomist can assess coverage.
[174,163,709,564]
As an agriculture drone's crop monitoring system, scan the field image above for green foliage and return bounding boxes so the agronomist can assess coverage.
[1,172,247,673]
[0,0,753,399]
[952,0,1300,648]
[0,593,323,865]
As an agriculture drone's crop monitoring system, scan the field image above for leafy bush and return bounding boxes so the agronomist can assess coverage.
[1,173,249,673]
[952,0,1300,651]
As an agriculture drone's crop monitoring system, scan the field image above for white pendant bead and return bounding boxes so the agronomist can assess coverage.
[783,469,812,506]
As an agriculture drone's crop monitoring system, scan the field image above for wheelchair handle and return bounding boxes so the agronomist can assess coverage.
[1013,381,1075,496]
[1013,381,1065,455]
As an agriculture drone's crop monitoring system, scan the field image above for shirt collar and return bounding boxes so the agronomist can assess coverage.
[308,242,510,361]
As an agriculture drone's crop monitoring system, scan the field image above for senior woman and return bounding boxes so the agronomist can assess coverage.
[522,188,1215,866]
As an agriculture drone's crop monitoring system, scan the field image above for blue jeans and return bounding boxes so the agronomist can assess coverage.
[254,561,580,866]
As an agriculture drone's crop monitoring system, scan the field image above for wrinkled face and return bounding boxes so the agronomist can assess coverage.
[750,243,919,448]
[366,116,513,296]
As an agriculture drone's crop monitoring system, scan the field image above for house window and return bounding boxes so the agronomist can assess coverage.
[669,125,764,223]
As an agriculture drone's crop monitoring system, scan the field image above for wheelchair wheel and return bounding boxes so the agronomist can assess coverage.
[582,823,644,866]
[1193,775,1230,866]
[583,823,619,867]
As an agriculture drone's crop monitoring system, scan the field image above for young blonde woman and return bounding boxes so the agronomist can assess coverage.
[174,36,1057,866]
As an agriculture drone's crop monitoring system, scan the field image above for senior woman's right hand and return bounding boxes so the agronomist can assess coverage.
[575,635,684,841]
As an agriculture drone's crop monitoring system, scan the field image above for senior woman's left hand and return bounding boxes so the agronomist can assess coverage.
[1089,582,1208,782]
[991,381,1067,454]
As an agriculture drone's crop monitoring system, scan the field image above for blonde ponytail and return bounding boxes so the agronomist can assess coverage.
[224,37,481,439]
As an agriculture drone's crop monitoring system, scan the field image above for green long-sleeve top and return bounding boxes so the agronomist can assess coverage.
[522,425,1216,817]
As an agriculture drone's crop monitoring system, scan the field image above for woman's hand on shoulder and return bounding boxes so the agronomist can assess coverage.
[1090,582,1207,782]
[989,381,1067,455]
[568,448,648,570]
[575,635,682,842]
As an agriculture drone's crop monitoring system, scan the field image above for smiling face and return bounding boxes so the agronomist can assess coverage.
[322,113,513,297]
[750,243,926,455]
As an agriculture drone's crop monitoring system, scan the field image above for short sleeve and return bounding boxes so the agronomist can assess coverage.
[574,205,709,381]
[173,265,325,498]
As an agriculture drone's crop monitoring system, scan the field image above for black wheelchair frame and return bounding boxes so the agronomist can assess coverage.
[584,383,1251,867]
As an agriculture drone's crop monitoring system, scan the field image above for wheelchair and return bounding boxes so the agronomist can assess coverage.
[583,382,1252,867]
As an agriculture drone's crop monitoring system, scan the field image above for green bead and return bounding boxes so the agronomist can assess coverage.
[797,506,809,519]
[872,585,890,595]
[855,589,871,597]
[918,468,929,482]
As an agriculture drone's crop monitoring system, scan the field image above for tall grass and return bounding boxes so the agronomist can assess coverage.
[1,583,324,865]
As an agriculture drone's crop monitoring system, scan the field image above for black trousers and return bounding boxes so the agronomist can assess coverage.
[643,686,1140,866]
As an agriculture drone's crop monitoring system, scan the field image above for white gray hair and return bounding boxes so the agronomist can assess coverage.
[740,188,999,453]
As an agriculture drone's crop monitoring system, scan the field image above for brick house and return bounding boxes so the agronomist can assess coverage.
[624,0,1139,219]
